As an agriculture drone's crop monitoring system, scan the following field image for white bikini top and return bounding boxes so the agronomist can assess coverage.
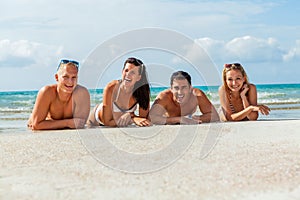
[113,81,138,113]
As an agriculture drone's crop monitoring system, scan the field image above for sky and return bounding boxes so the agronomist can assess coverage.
[0,0,300,91]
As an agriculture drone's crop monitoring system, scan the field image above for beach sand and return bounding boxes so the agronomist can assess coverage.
[1,120,300,200]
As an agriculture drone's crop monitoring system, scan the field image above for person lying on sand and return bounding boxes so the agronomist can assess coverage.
[149,70,219,125]
[218,63,270,121]
[27,59,90,130]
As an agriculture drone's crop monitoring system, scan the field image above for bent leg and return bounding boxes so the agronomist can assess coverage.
[86,104,103,127]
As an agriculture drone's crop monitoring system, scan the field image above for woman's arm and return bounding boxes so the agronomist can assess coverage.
[219,85,251,121]
[132,103,151,126]
[244,84,270,119]
[220,84,269,121]
[101,81,118,127]
[219,86,235,121]
[241,84,258,120]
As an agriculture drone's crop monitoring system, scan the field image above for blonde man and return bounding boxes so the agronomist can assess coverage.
[28,59,90,130]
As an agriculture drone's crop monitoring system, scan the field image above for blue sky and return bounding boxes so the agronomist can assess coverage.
[0,0,299,91]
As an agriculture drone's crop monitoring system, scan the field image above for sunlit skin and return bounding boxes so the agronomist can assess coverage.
[150,78,219,125]
[219,68,270,121]
[113,63,142,126]
[225,69,245,93]
[171,79,192,105]
[56,64,78,94]
[27,63,90,130]
[121,63,141,90]
[87,62,151,127]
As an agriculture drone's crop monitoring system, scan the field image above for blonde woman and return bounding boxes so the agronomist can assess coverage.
[219,63,270,121]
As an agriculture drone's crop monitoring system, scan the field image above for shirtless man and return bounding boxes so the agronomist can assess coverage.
[149,71,219,125]
[27,59,90,130]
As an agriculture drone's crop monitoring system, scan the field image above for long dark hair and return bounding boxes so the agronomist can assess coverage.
[123,57,150,110]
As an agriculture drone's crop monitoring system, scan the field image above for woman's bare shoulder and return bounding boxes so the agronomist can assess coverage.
[103,80,119,91]
[248,83,256,89]
[218,85,225,91]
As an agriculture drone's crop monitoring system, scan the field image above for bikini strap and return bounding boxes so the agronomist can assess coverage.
[229,91,236,113]
[114,80,122,102]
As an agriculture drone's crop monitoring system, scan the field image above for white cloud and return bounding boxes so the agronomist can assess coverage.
[0,39,63,68]
[225,36,283,62]
[0,0,299,90]
[195,36,285,63]
[195,38,226,61]
[283,40,300,61]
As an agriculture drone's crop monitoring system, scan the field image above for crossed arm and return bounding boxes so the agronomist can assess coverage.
[28,85,90,130]
[219,84,270,121]
[149,89,219,125]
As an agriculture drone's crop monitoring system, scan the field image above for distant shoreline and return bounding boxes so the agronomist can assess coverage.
[0,82,299,93]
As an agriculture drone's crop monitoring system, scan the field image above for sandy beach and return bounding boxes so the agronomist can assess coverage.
[1,120,300,200]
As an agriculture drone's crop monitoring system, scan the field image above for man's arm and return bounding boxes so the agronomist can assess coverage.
[29,86,75,130]
[149,100,168,125]
[28,86,52,130]
[29,85,90,130]
[194,89,219,122]
[149,91,183,125]
[149,91,168,125]
[72,85,91,128]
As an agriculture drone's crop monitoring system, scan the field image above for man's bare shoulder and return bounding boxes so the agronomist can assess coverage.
[153,89,173,105]
[157,89,173,99]
[192,87,205,97]
[38,84,57,97]
[73,84,89,94]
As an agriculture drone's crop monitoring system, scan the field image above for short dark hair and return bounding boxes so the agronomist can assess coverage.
[170,71,192,86]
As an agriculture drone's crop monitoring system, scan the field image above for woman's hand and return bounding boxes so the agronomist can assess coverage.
[251,105,271,115]
[133,117,152,127]
[240,83,249,98]
[179,115,201,125]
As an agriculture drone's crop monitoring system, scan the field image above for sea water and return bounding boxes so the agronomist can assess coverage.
[1,84,299,133]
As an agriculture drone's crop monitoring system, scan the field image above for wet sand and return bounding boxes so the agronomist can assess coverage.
[1,120,299,199]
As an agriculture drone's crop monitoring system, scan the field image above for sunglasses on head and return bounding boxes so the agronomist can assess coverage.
[224,63,241,68]
[57,59,79,71]
[136,59,145,74]
[127,57,143,66]
[126,57,144,73]
[136,59,143,66]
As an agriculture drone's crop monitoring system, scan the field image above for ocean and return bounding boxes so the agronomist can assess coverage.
[1,83,299,133]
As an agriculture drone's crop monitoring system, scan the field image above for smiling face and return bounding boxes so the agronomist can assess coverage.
[121,63,141,87]
[55,63,78,94]
[171,78,192,104]
[225,69,245,92]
